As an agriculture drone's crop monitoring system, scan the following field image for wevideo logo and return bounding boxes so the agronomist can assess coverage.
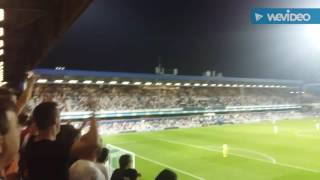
[251,8,320,24]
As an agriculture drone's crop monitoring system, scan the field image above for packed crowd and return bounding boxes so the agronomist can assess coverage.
[27,84,298,112]
[72,111,304,135]
[0,76,178,180]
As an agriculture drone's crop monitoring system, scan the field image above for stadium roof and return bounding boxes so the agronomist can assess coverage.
[34,68,303,87]
[1,0,93,88]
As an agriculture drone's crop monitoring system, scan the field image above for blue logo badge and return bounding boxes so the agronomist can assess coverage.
[251,8,320,24]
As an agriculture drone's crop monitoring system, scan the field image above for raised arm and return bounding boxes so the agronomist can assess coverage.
[16,72,36,115]
[70,117,100,158]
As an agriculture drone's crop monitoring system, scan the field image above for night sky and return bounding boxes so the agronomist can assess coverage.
[40,0,320,81]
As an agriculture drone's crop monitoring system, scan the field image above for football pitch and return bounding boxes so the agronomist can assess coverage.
[103,118,320,180]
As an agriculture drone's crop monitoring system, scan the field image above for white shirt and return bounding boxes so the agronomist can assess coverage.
[96,163,109,180]
[69,160,106,180]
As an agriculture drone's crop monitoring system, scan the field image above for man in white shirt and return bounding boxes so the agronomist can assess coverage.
[69,159,105,180]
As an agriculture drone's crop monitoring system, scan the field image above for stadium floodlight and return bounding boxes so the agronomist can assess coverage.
[239,84,244,87]
[225,84,231,87]
[155,82,163,86]
[275,85,281,88]
[184,83,191,86]
[202,83,208,87]
[134,82,142,85]
[290,91,294,94]
[246,85,251,88]
[0,28,3,37]
[258,85,263,88]
[165,82,172,86]
[232,84,238,87]
[68,80,78,84]
[121,81,130,85]
[174,83,181,86]
[0,9,4,22]
[0,81,7,87]
[83,80,92,84]
[252,85,257,87]
[218,84,223,87]
[54,80,64,84]
[96,81,104,84]
[281,85,287,88]
[109,81,118,85]
[145,82,152,86]
[37,79,48,83]
[0,49,3,56]
[270,85,275,88]
[265,85,270,88]
[210,84,217,87]
[194,83,200,86]
[301,91,305,94]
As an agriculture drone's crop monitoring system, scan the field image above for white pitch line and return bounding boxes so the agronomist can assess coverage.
[157,138,320,174]
[136,154,206,180]
[205,145,277,164]
[295,130,320,139]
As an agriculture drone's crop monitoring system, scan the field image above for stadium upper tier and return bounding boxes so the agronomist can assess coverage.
[26,69,303,114]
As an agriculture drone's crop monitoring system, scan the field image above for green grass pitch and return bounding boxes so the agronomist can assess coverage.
[103,118,320,180]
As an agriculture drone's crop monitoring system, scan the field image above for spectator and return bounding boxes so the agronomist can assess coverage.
[69,144,105,180]
[96,147,109,180]
[155,169,177,180]
[25,102,100,180]
[0,99,19,179]
[124,168,141,180]
[110,154,132,180]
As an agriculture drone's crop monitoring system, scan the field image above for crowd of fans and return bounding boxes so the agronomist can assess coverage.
[0,75,313,180]
[27,84,298,112]
[0,76,178,180]
[71,111,304,135]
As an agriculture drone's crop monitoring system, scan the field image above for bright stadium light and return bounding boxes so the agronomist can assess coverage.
[258,85,263,88]
[83,80,92,84]
[246,85,251,88]
[210,84,217,87]
[218,84,223,87]
[225,84,231,87]
[281,85,287,88]
[145,82,152,86]
[301,91,305,94]
[165,82,172,86]
[239,84,244,87]
[0,49,4,56]
[174,83,181,86]
[276,85,281,88]
[184,83,191,86]
[194,83,200,86]
[68,80,78,84]
[270,85,275,88]
[0,81,7,87]
[121,81,130,85]
[252,85,257,87]
[155,82,163,86]
[54,80,64,84]
[265,85,270,88]
[134,82,142,85]
[290,91,294,94]
[37,79,48,83]
[202,83,208,87]
[96,81,104,84]
[232,84,238,87]
[0,9,4,22]
[0,28,3,37]
[109,81,118,85]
